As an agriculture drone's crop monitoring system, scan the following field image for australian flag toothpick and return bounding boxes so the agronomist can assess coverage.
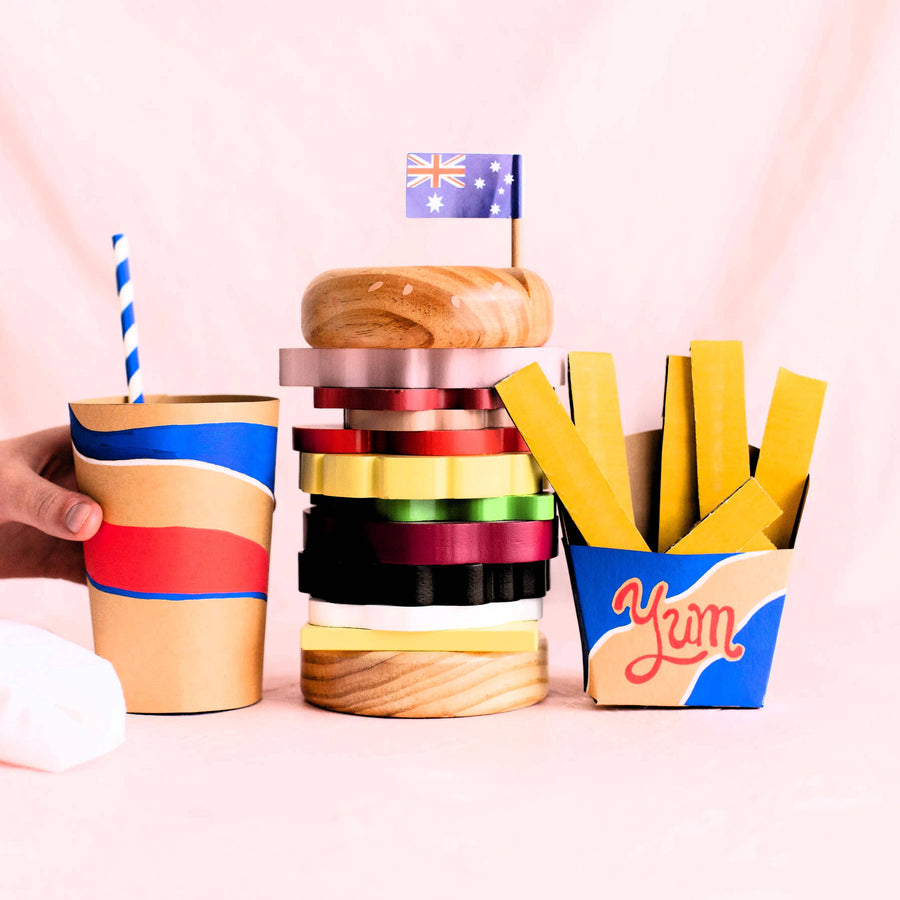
[406,153,522,219]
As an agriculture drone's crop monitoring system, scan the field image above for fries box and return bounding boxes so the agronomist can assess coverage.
[561,431,800,708]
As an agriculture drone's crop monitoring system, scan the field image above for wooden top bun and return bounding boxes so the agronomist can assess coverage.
[301,266,553,349]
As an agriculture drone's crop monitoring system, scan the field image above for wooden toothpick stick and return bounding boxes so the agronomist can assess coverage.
[511,217,522,267]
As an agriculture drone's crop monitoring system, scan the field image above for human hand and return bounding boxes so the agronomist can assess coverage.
[0,426,103,583]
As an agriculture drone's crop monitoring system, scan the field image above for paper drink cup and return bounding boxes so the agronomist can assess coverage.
[69,395,279,714]
[561,430,794,708]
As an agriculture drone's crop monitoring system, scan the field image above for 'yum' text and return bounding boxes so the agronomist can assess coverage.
[612,578,744,684]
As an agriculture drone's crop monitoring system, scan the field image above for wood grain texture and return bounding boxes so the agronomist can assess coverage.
[301,634,549,717]
[301,266,553,349]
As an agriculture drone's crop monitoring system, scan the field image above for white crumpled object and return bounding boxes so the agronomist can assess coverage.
[0,620,126,772]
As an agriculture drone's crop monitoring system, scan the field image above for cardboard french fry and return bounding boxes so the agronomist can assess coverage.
[755,367,827,548]
[658,355,699,551]
[691,341,750,518]
[666,477,782,555]
[496,363,649,552]
[739,533,778,551]
[568,352,634,522]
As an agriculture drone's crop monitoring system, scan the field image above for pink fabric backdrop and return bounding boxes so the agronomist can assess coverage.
[2,1,896,896]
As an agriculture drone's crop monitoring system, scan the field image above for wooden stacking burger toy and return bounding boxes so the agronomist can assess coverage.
[280,266,564,716]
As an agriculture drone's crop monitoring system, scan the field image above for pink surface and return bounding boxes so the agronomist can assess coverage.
[1,1,897,897]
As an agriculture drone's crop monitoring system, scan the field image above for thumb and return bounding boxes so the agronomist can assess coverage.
[1,464,103,541]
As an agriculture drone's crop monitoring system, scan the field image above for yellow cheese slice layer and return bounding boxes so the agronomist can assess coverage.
[299,451,543,500]
[691,341,750,518]
[755,367,827,549]
[496,363,648,551]
[568,352,634,522]
[658,355,699,551]
[667,477,782,554]
[300,621,539,652]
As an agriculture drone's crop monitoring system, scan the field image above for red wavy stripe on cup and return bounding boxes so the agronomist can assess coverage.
[84,522,270,597]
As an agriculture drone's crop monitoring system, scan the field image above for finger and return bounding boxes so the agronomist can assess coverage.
[0,521,87,583]
[53,466,81,493]
[44,533,91,583]
[36,426,79,487]
[1,425,81,493]
[0,462,103,541]
[6,425,74,471]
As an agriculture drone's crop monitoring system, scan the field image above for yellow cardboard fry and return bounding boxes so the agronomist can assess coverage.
[739,532,778,551]
[755,367,827,548]
[667,477,782,554]
[658,355,699,551]
[496,363,649,552]
[568,352,634,522]
[300,621,539,652]
[691,341,750,518]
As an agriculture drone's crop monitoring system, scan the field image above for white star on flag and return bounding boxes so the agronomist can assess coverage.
[490,203,501,215]
[475,178,485,189]
[498,187,505,195]
[426,193,444,213]
[490,161,501,173]
[504,173,514,184]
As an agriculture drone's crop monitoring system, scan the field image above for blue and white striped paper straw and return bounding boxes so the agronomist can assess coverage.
[112,233,144,403]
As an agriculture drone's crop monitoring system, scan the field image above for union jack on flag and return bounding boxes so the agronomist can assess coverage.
[406,152,522,218]
[406,153,466,189]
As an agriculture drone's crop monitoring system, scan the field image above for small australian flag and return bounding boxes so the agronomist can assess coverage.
[406,153,522,218]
